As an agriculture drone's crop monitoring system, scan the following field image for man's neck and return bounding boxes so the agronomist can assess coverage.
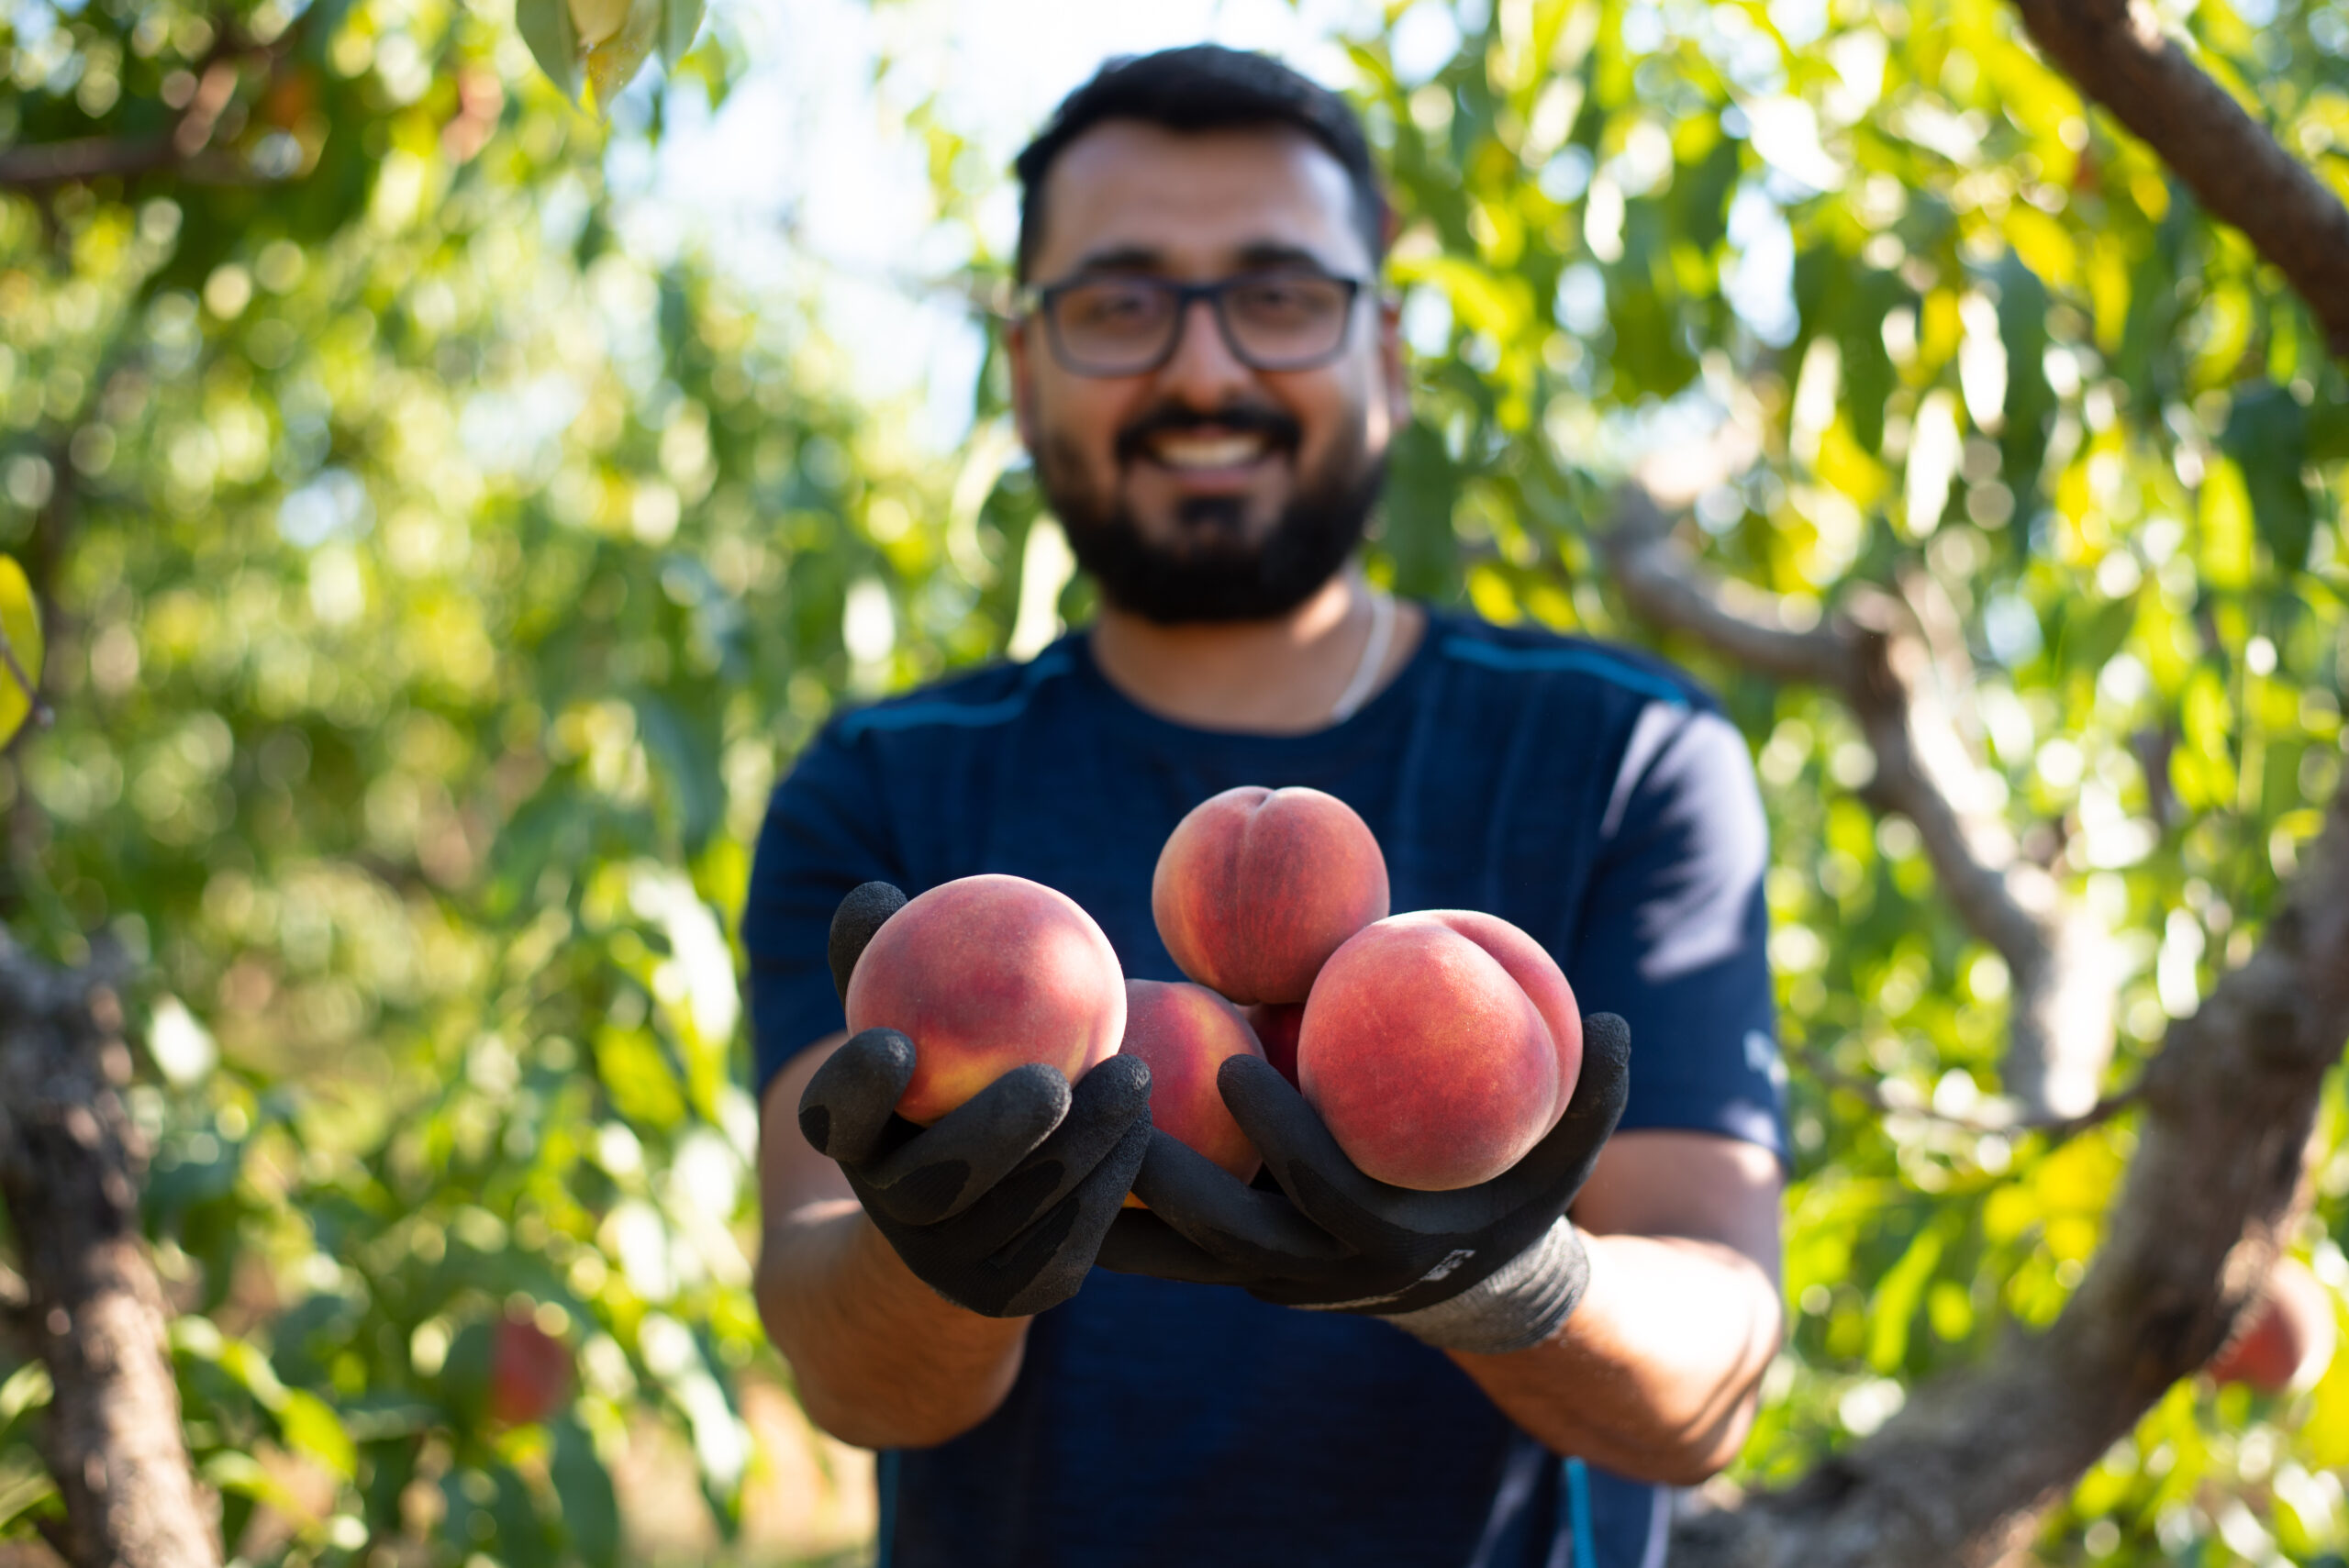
[1085,570,1423,735]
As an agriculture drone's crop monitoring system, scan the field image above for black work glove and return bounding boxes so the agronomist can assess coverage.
[1097,1014,1630,1354]
[797,882,1152,1318]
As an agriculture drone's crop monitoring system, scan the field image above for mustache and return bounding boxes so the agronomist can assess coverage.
[1113,403,1303,466]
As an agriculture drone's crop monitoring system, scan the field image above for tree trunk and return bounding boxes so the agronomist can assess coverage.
[0,940,218,1568]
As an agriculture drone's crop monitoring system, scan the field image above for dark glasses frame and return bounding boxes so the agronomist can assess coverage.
[1017,270,1369,377]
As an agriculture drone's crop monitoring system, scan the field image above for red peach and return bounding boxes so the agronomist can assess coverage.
[1151,786,1389,1006]
[2209,1255,2337,1393]
[487,1315,572,1427]
[1119,980,1266,1185]
[1401,910,1582,1127]
[1296,911,1579,1191]
[1245,1003,1305,1089]
[843,873,1126,1125]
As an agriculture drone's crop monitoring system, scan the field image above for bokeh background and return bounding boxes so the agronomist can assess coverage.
[2,0,2347,1562]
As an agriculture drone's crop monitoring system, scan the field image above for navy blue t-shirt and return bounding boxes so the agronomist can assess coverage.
[746,609,1785,1568]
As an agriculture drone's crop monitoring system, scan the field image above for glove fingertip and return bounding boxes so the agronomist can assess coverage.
[1216,1052,1337,1164]
[1217,1051,1299,1113]
[802,1028,919,1162]
[1564,1014,1631,1119]
[994,1059,1076,1102]
[1073,1051,1152,1118]
[829,881,909,1006]
[1582,1012,1631,1072]
[832,1027,919,1104]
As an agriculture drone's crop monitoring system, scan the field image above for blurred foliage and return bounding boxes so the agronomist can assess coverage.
[1342,1,2349,1562]
[1,0,2347,1563]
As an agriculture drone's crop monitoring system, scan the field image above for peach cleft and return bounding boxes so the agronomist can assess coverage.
[1151,785,1389,1006]
[1296,910,1581,1191]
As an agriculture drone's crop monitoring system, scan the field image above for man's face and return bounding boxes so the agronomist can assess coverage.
[1008,120,1409,623]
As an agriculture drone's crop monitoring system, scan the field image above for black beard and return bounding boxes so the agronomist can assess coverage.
[1037,409,1386,626]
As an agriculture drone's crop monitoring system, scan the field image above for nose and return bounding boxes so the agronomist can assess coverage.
[1154,295,1257,409]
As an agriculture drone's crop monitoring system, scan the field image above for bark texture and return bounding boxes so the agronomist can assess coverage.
[0,940,218,1568]
[2009,0,2349,359]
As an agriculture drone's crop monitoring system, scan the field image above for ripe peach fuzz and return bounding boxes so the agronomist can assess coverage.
[1119,980,1267,1191]
[1152,785,1389,1006]
[2208,1256,2337,1394]
[1297,911,1583,1191]
[843,873,1126,1125]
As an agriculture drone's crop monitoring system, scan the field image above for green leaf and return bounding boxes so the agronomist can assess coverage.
[667,31,732,109]
[1995,255,2053,481]
[1867,1219,1949,1373]
[552,1418,621,1568]
[0,1470,57,1534]
[661,0,706,72]
[1382,420,1464,602]
[585,0,662,113]
[0,556,45,750]
[277,1388,358,1482]
[0,1362,53,1428]
[438,1319,495,1428]
[2309,398,2349,464]
[2199,457,2254,591]
[516,0,582,103]
[635,692,723,854]
[201,1451,310,1518]
[2054,590,2137,677]
[2221,383,2314,573]
[493,1462,558,1568]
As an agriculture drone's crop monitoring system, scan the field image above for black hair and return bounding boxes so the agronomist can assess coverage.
[1012,45,1389,283]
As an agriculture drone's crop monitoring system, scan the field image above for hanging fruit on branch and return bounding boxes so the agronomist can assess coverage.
[515,0,706,115]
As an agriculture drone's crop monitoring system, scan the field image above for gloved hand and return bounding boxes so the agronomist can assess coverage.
[1097,1014,1630,1355]
[797,881,1152,1319]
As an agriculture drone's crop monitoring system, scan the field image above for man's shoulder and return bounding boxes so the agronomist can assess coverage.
[827,639,1085,747]
[1422,610,1718,716]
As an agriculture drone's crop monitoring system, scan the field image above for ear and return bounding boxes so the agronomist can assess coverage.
[1375,293,1411,436]
[1006,314,1041,451]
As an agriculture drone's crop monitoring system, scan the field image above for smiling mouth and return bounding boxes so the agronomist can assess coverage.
[1145,430,1278,471]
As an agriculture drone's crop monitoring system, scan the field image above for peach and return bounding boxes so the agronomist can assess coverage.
[1296,911,1581,1191]
[1151,786,1389,1006]
[487,1313,572,1427]
[842,873,1126,1125]
[1245,1003,1305,1089]
[1119,980,1266,1186]
[2209,1256,2337,1393]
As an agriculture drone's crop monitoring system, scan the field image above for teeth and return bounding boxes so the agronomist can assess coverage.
[1152,434,1266,469]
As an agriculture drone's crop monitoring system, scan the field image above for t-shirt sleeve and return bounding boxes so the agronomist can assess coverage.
[741,724,905,1097]
[1565,701,1787,1160]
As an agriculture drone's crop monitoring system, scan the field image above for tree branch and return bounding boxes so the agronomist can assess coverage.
[0,59,242,191]
[2009,0,2349,359]
[1598,488,2116,1118]
[1798,1041,2143,1146]
[0,939,218,1568]
[1673,774,2349,1566]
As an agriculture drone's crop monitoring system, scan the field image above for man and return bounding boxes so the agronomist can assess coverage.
[750,46,1785,1567]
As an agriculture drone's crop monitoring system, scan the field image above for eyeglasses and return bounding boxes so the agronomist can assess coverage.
[1021,270,1367,377]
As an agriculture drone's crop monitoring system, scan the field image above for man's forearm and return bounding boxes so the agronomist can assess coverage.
[1447,1232,1783,1485]
[758,1197,1030,1450]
